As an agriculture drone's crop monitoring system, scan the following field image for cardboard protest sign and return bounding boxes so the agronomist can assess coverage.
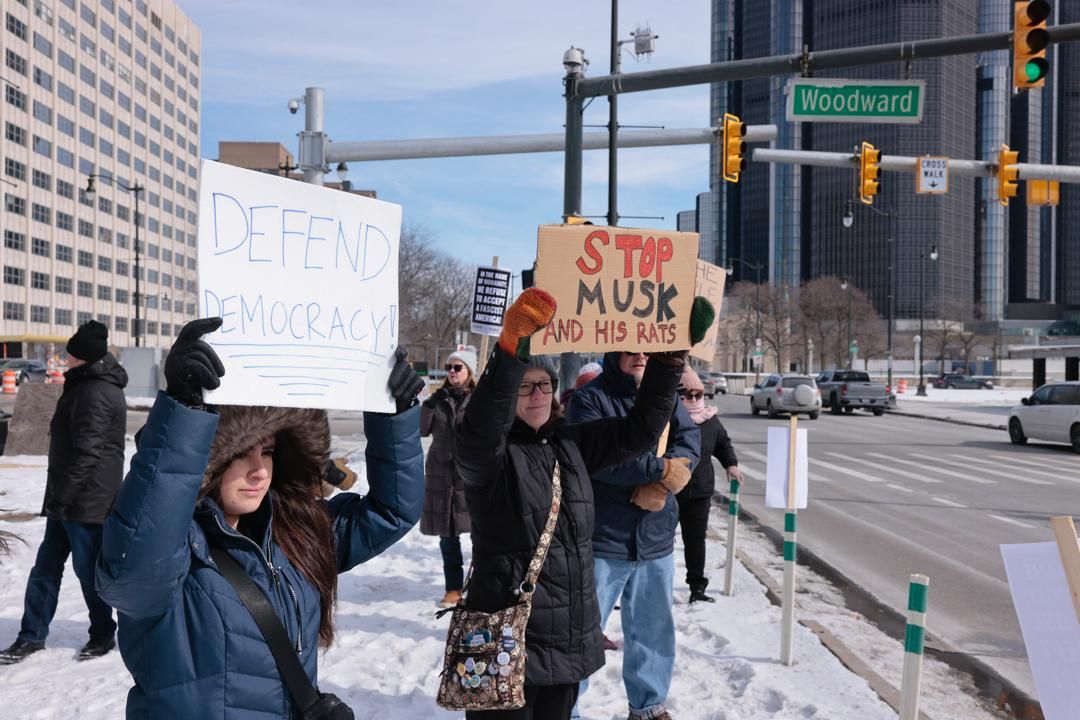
[533,224,699,353]
[765,426,808,509]
[1001,542,1080,720]
[196,159,401,412]
[470,265,512,337]
[690,260,727,362]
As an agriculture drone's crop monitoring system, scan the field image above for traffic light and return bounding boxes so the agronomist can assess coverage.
[998,145,1020,205]
[1013,1,1051,90]
[858,141,880,205]
[1027,179,1060,206]
[721,113,746,183]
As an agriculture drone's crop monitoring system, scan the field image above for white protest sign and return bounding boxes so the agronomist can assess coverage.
[470,265,512,337]
[765,427,808,509]
[197,159,401,412]
[1001,542,1080,720]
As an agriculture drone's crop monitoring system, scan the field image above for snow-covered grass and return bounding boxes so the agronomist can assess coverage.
[0,444,1002,719]
[897,388,1029,406]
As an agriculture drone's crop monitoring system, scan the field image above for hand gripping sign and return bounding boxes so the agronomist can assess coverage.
[532,224,699,353]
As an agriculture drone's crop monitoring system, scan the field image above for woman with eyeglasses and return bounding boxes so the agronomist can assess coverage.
[454,288,713,719]
[421,349,477,608]
[675,367,742,603]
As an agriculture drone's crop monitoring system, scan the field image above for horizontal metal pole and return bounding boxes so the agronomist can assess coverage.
[1017,163,1080,183]
[580,23,1080,98]
[326,125,776,163]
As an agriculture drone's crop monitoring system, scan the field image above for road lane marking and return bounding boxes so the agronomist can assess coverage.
[741,449,837,484]
[996,452,1080,474]
[988,514,1036,529]
[930,496,967,508]
[868,452,995,484]
[947,455,1054,486]
[824,452,943,484]
[887,483,914,493]
[810,457,885,483]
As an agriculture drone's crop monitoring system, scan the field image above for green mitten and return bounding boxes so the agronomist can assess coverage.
[689,296,716,345]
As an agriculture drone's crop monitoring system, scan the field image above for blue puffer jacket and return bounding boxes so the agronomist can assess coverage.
[567,353,700,561]
[96,392,424,719]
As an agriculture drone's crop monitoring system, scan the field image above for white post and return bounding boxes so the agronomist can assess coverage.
[723,477,741,596]
[780,415,798,666]
[898,574,930,720]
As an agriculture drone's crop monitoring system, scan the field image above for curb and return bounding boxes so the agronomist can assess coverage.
[716,495,1040,720]
[886,407,1007,432]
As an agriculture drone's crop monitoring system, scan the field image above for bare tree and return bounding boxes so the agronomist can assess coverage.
[798,277,846,369]
[759,284,800,371]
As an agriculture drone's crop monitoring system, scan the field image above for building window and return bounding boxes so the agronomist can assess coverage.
[5,193,26,215]
[97,256,112,272]
[115,260,128,276]
[97,285,111,301]
[33,66,52,90]
[31,168,50,189]
[31,203,50,224]
[56,244,72,262]
[4,266,26,286]
[78,219,94,238]
[5,122,26,144]
[55,277,72,294]
[146,320,157,335]
[4,230,26,251]
[57,147,74,168]
[6,13,28,41]
[30,305,48,323]
[6,85,27,110]
[32,100,52,124]
[34,1,54,26]
[32,135,51,157]
[32,31,52,58]
[3,302,25,321]
[57,114,74,136]
[56,210,74,230]
[31,237,49,256]
[6,49,27,75]
[56,308,72,325]
[77,280,92,297]
[58,17,74,42]
[57,81,74,105]
[114,316,127,332]
[77,249,93,267]
[79,94,94,117]
[5,157,26,180]
[30,271,49,290]
[77,311,91,326]
[115,288,128,304]
[56,179,74,199]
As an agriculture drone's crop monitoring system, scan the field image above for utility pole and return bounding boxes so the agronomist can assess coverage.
[607,0,618,227]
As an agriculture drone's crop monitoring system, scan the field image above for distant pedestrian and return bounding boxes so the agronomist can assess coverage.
[676,368,742,604]
[0,321,127,665]
[559,361,603,406]
[421,349,477,608]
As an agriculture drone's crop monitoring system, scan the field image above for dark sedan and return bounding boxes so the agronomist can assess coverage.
[932,373,993,390]
[1,359,47,385]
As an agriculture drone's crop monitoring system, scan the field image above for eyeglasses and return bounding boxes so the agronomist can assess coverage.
[445,364,465,373]
[679,390,704,401]
[518,379,558,396]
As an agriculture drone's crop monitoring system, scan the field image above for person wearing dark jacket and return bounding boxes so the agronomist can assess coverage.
[421,348,476,608]
[94,318,426,719]
[567,351,701,720]
[675,368,741,604]
[0,320,127,665]
[456,288,713,720]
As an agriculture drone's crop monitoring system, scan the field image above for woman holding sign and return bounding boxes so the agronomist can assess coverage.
[96,318,426,719]
[450,288,713,719]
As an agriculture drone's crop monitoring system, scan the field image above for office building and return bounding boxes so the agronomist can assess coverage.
[1,0,201,357]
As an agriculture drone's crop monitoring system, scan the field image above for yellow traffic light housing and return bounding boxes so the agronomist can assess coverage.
[859,141,880,205]
[1014,1,1051,89]
[1027,179,1060,206]
[998,145,1020,205]
[721,113,747,183]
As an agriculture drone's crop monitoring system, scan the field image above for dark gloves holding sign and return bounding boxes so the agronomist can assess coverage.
[387,346,425,414]
[165,317,226,410]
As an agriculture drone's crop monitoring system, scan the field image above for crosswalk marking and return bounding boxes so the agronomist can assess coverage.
[887,483,914,493]
[988,514,1036,529]
[824,452,943,484]
[947,454,1054,486]
[868,452,995,484]
[741,449,836,484]
[931,496,967,508]
[987,452,1079,479]
[810,457,885,484]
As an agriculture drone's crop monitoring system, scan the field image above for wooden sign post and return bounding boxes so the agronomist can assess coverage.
[781,415,799,666]
[1051,516,1080,624]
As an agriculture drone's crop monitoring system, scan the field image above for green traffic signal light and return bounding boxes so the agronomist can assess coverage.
[1025,58,1049,83]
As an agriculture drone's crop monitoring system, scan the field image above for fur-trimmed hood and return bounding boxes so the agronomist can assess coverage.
[203,406,331,493]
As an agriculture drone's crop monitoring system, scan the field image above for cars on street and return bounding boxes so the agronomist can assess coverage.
[932,374,993,390]
[700,374,716,399]
[699,372,727,398]
[0,359,47,385]
[750,374,822,419]
[1008,381,1080,453]
[816,370,888,416]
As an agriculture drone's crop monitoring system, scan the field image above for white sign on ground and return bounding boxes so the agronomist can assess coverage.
[916,157,949,195]
[196,159,402,412]
[1001,541,1080,720]
[470,265,512,337]
[765,427,809,509]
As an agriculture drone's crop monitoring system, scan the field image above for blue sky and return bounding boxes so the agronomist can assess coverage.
[181,0,713,278]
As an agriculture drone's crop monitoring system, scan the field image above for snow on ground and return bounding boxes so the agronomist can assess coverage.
[0,442,994,719]
[897,388,1029,406]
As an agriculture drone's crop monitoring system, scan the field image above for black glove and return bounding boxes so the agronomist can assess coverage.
[164,317,226,409]
[387,346,425,413]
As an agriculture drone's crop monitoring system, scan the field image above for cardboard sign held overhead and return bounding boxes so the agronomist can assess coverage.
[690,260,727,362]
[533,224,699,354]
[196,160,401,413]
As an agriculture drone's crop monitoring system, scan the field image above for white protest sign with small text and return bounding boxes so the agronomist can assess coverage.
[197,159,401,412]
[470,265,512,337]
[765,427,809,509]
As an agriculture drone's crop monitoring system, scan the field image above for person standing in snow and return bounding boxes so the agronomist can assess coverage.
[420,348,476,608]
[455,288,713,719]
[94,318,426,718]
[0,320,127,665]
[675,367,742,604]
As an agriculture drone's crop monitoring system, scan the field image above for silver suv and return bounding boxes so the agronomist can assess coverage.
[750,374,822,420]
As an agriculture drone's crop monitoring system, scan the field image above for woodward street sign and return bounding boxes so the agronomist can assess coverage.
[786,79,925,124]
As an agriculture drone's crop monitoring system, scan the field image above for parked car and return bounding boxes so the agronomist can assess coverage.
[932,374,993,390]
[706,372,728,397]
[816,370,889,416]
[700,374,717,399]
[0,359,47,385]
[750,374,822,419]
[1008,382,1080,453]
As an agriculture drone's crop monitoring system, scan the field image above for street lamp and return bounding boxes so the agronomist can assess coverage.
[840,276,853,369]
[842,200,898,391]
[916,244,939,396]
[86,174,144,347]
[335,162,352,193]
[727,257,765,380]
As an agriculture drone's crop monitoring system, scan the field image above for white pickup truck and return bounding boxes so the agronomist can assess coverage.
[816,370,889,416]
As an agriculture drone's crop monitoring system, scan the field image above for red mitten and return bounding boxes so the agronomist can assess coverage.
[498,288,557,359]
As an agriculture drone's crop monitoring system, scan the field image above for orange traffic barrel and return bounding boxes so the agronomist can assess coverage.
[2,370,17,394]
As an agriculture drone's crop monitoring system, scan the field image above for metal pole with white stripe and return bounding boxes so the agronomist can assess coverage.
[898,574,930,720]
[723,477,741,596]
[780,416,798,666]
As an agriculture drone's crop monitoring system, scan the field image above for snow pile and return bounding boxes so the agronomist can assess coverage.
[0,446,960,719]
[898,388,1029,406]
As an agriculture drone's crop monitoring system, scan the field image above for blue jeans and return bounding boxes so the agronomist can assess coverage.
[577,554,675,719]
[439,535,465,592]
[18,517,116,645]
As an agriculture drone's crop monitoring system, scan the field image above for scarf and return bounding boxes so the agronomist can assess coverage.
[680,366,718,424]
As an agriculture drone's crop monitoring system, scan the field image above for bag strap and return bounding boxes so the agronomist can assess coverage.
[209,545,321,713]
[519,462,562,595]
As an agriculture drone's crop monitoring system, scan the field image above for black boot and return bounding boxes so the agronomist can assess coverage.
[0,639,45,665]
[77,637,115,661]
[688,579,715,604]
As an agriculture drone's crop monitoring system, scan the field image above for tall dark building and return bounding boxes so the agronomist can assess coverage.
[1056,0,1080,307]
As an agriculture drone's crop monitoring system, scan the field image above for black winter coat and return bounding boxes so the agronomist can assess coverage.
[420,385,472,537]
[43,353,128,524]
[456,348,682,686]
[678,415,738,499]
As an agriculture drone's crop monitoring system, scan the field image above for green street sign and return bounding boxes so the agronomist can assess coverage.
[786,79,925,124]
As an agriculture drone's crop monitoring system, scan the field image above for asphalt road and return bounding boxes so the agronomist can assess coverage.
[711,392,1080,699]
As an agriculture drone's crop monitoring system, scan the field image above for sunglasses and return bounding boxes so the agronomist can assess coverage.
[445,364,466,373]
[680,390,704,401]
[518,378,559,396]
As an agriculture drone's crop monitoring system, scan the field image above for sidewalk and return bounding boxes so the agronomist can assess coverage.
[887,388,1027,430]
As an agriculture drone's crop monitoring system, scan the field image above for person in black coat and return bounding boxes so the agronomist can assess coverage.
[455,289,714,720]
[0,321,128,664]
[675,367,742,604]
